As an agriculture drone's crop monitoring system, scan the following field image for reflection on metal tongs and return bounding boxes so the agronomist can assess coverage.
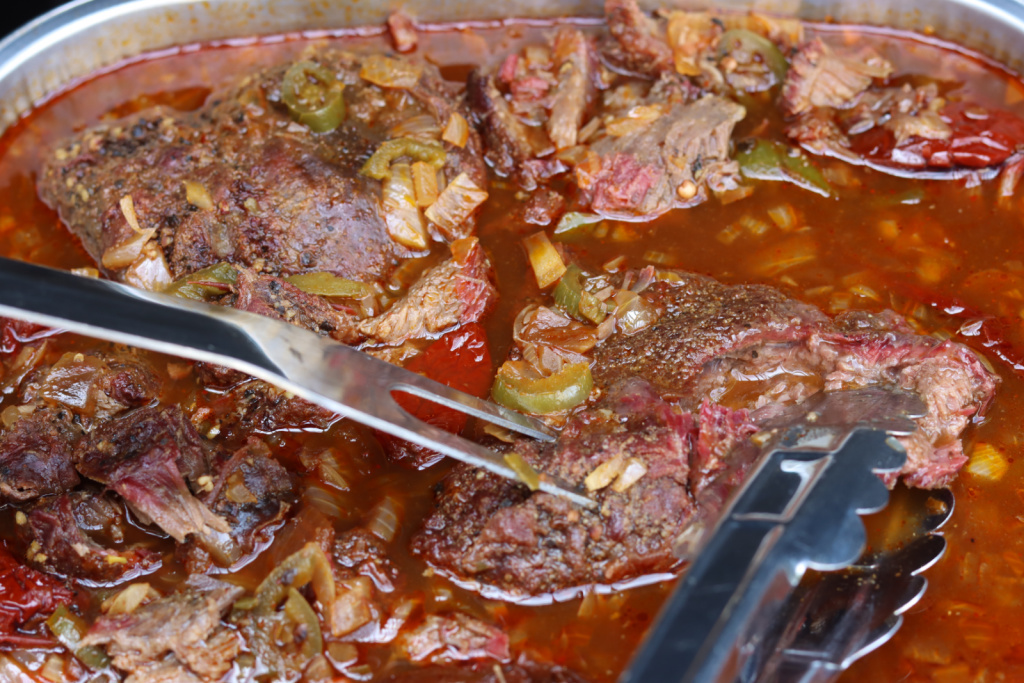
[0,257,592,508]
[620,388,952,683]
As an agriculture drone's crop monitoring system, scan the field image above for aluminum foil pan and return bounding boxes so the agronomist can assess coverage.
[1,0,1024,132]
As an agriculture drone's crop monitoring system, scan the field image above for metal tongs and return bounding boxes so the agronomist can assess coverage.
[621,389,951,683]
[0,258,949,681]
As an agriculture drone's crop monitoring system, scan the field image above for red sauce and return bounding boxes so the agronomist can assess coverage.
[0,18,1022,682]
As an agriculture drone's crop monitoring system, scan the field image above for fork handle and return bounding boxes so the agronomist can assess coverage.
[0,257,282,376]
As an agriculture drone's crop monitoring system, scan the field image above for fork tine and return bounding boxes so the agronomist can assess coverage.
[388,379,556,442]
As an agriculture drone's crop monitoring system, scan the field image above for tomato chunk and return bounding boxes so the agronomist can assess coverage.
[0,318,55,356]
[0,544,75,646]
[852,102,1024,171]
[383,323,493,468]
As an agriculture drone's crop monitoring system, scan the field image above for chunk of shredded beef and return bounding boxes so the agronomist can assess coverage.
[577,96,745,217]
[0,350,161,504]
[193,376,340,440]
[413,381,759,598]
[546,28,597,150]
[0,408,81,503]
[39,49,486,284]
[780,38,893,117]
[81,574,243,682]
[179,439,294,573]
[334,527,400,593]
[24,350,162,424]
[21,490,161,584]
[77,407,231,557]
[604,0,674,77]
[396,612,511,663]
[357,238,497,346]
[230,266,360,344]
[467,70,559,190]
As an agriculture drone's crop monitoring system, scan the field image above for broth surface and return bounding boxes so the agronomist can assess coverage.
[0,18,1022,682]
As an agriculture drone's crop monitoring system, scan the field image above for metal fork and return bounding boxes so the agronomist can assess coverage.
[0,257,596,508]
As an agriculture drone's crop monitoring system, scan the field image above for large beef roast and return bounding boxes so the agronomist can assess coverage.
[39,49,487,284]
[414,270,998,599]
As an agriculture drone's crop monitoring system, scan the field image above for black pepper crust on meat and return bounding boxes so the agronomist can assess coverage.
[414,270,998,599]
[38,49,487,284]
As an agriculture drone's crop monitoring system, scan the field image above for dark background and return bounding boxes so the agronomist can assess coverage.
[5,2,68,39]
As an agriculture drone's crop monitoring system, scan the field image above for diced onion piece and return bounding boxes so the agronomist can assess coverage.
[70,267,100,278]
[123,243,173,291]
[183,180,214,210]
[119,194,143,233]
[715,185,755,205]
[767,203,798,231]
[1,404,32,428]
[40,655,64,683]
[585,455,625,492]
[523,231,566,289]
[310,448,351,492]
[612,458,648,492]
[382,163,429,251]
[367,496,402,543]
[388,114,441,141]
[442,112,470,148]
[524,44,552,68]
[360,54,423,89]
[614,290,659,335]
[284,272,374,298]
[101,228,156,270]
[740,215,771,236]
[102,583,155,616]
[849,284,881,301]
[328,642,360,668]
[966,442,1008,481]
[504,452,541,491]
[556,145,589,165]
[605,104,668,137]
[716,223,744,245]
[749,235,818,277]
[577,590,599,618]
[484,423,516,443]
[596,313,617,341]
[643,250,675,266]
[303,484,344,520]
[603,255,626,273]
[424,172,488,239]
[411,161,439,208]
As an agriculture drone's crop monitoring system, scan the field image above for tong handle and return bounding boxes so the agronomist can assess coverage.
[620,429,905,683]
